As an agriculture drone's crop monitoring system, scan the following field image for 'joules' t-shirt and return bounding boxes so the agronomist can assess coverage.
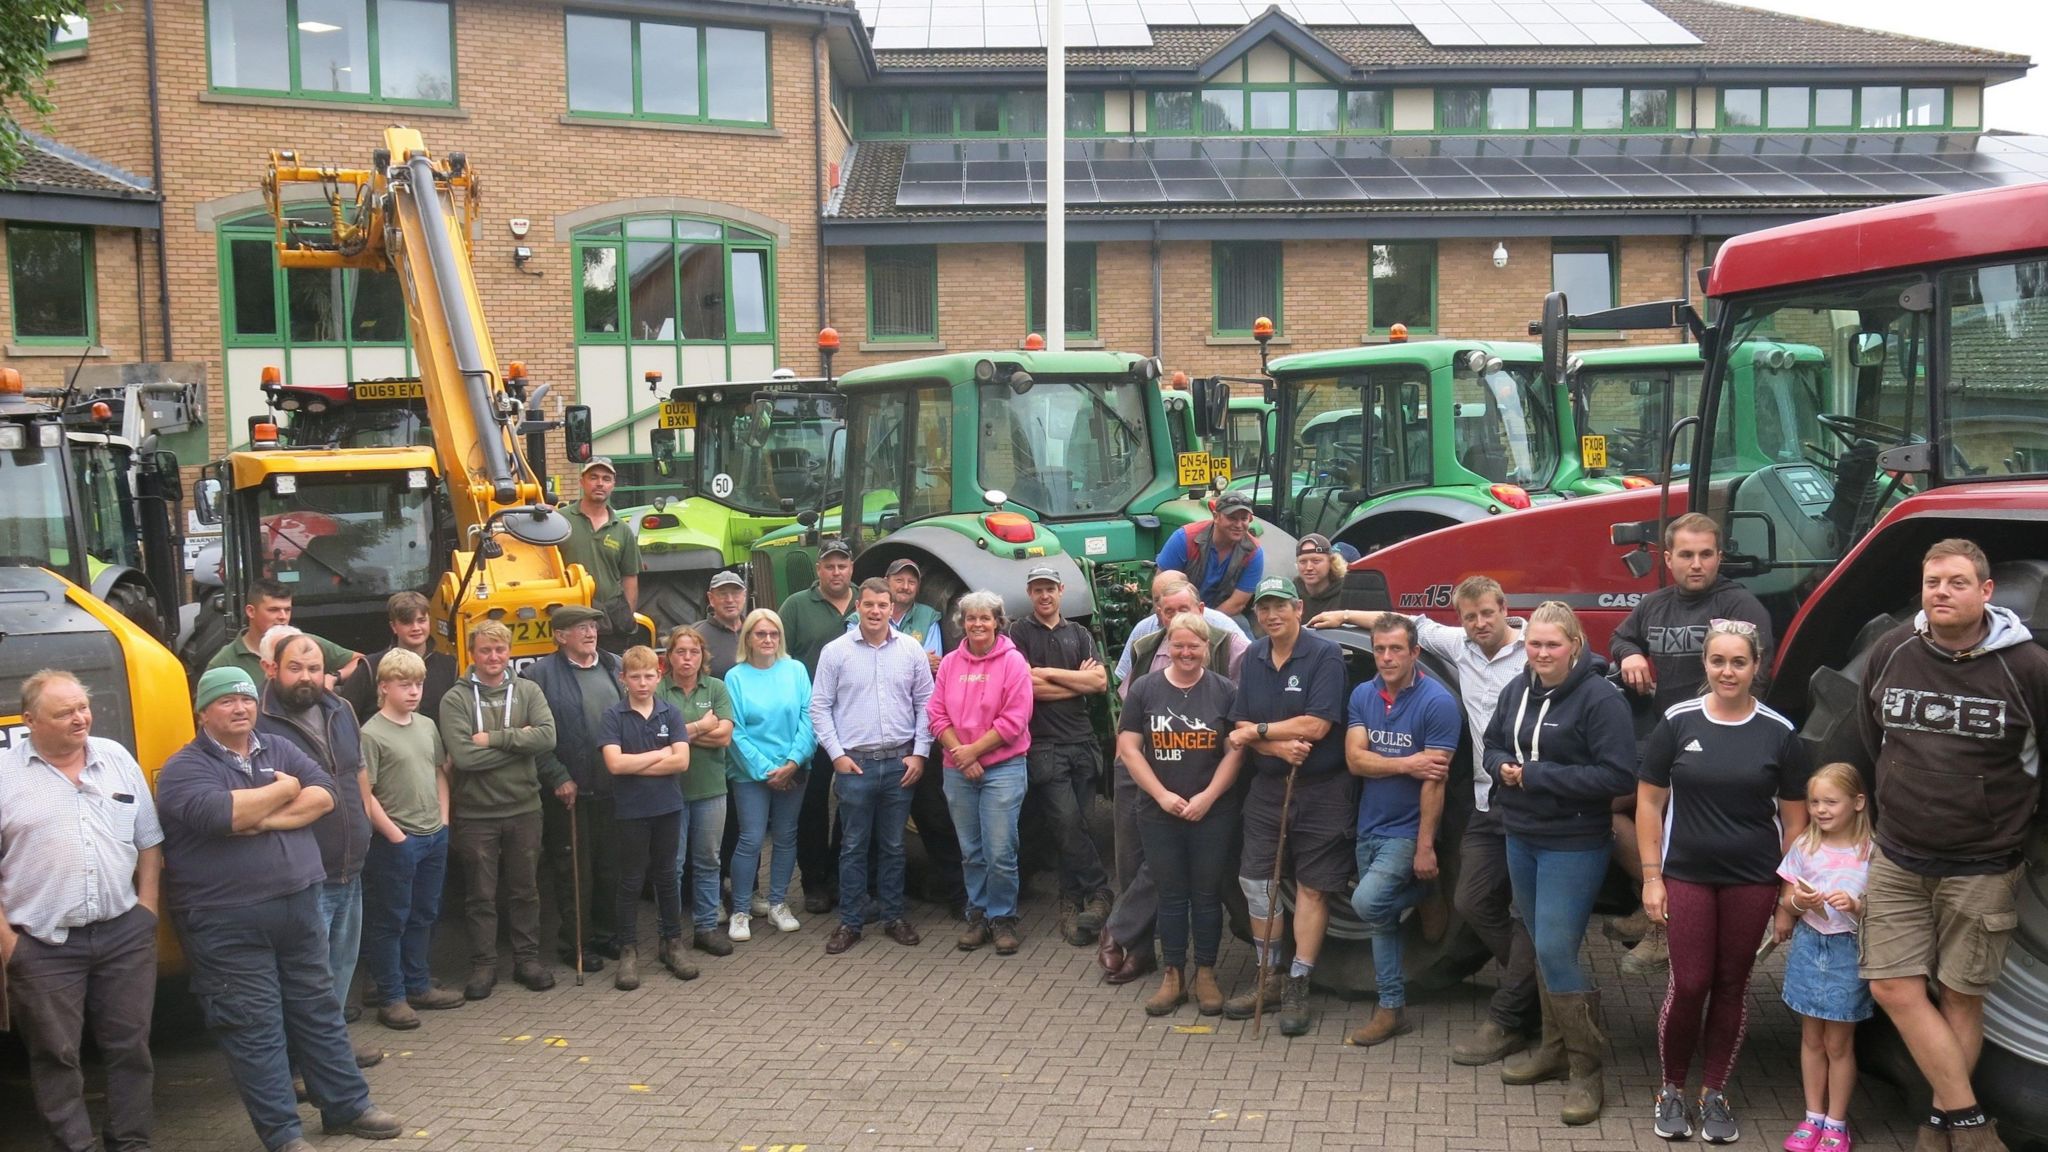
[1638,697,1811,886]
[1119,669,1236,801]
[598,698,687,820]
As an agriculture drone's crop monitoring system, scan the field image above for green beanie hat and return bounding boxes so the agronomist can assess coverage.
[194,666,260,712]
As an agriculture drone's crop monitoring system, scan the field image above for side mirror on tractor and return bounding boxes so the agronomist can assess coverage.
[1191,376,1231,438]
[1539,291,1569,386]
[650,428,677,475]
[563,404,594,465]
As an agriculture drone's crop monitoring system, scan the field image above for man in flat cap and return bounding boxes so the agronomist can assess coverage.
[524,603,624,973]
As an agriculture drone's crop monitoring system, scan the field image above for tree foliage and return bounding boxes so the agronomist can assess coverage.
[1,1,91,181]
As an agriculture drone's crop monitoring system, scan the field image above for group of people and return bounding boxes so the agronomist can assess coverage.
[2,472,2044,1152]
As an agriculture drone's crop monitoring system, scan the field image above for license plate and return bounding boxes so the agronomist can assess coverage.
[1580,434,1609,470]
[1208,454,1233,482]
[505,618,554,646]
[354,380,424,400]
[1176,451,1212,487]
[658,401,697,430]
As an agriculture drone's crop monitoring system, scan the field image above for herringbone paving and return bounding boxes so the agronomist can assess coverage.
[2,888,1925,1152]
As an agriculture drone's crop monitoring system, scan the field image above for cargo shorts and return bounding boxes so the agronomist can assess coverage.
[1858,846,2022,997]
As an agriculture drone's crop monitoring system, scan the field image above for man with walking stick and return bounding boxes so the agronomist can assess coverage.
[1225,577,1351,1037]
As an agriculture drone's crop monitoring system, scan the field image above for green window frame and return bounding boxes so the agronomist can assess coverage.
[1552,239,1619,316]
[7,224,95,344]
[217,210,409,350]
[564,11,769,127]
[1147,79,1385,135]
[851,90,1106,139]
[1340,89,1390,134]
[570,217,777,346]
[205,0,456,106]
[1440,86,1672,133]
[1368,241,1435,335]
[1024,243,1097,340]
[1717,85,1949,131]
[1212,241,1282,337]
[866,246,938,342]
[47,15,88,57]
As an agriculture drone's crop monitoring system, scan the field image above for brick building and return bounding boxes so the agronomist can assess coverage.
[8,0,2044,477]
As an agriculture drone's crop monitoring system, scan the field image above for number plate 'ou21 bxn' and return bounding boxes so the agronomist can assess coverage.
[658,402,697,430]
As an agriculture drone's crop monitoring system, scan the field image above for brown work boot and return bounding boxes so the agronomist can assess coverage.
[1948,1121,2007,1152]
[1552,990,1607,1126]
[323,1105,402,1139]
[1916,1125,1951,1152]
[1502,990,1567,1085]
[1451,1019,1527,1066]
[354,1041,384,1068]
[1276,973,1314,1036]
[1604,907,1652,944]
[512,959,555,991]
[1190,966,1225,1016]
[1221,968,1285,1020]
[991,916,1022,956]
[1346,1005,1411,1048]
[1056,899,1083,946]
[407,983,465,1011]
[463,965,496,1001]
[375,1000,420,1031]
[613,946,640,991]
[1620,924,1669,976]
[958,913,991,951]
[1077,889,1112,940]
[1143,967,1187,1016]
[659,937,700,981]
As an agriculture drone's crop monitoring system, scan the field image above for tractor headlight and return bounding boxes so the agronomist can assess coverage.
[0,425,24,451]
[273,474,298,496]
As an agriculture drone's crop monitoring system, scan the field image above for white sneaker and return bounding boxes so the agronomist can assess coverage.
[750,896,771,917]
[728,912,752,942]
[768,903,801,933]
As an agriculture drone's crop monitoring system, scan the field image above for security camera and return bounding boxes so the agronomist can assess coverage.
[1493,243,1509,269]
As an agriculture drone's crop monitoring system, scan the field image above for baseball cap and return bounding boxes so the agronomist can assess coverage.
[195,666,260,712]
[818,537,853,559]
[708,570,746,591]
[886,558,922,577]
[1025,565,1063,586]
[1214,490,1254,517]
[1252,576,1299,604]
[580,456,616,476]
[1296,533,1333,556]
[549,603,605,630]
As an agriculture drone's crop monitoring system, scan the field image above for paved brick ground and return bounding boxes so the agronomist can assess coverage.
[2,882,1927,1152]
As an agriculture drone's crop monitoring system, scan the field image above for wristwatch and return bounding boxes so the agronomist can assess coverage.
[1257,722,1269,740]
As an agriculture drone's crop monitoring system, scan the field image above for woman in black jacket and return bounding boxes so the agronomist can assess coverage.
[1483,600,1637,1127]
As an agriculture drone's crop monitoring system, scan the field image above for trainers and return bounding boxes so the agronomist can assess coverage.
[958,913,991,951]
[1785,1122,1825,1152]
[1621,924,1670,976]
[407,983,465,1011]
[991,916,1022,956]
[768,903,801,933]
[1276,973,1313,1036]
[752,896,772,917]
[376,1000,421,1031]
[693,929,734,957]
[728,912,753,942]
[1815,1131,1853,1152]
[1654,1086,1693,1140]
[1698,1090,1739,1144]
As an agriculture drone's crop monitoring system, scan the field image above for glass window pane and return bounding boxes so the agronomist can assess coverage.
[1066,92,1100,133]
[1027,244,1093,336]
[296,0,369,95]
[51,15,88,47]
[1487,87,1530,130]
[627,241,677,340]
[1552,243,1614,313]
[208,0,290,91]
[1370,241,1433,332]
[229,237,278,337]
[1214,242,1280,333]
[1248,89,1290,131]
[625,218,671,238]
[1580,88,1623,130]
[1722,88,1762,128]
[348,269,405,342]
[1152,91,1197,133]
[1440,89,1484,131]
[375,0,452,102]
[674,220,721,240]
[1535,89,1576,129]
[1766,86,1810,129]
[1860,86,1903,128]
[1202,90,1242,132]
[1017,95,1047,135]
[1344,90,1386,132]
[869,247,936,339]
[857,90,906,134]
[286,267,344,342]
[1906,87,1945,126]
[1628,89,1669,128]
[959,92,1004,133]
[640,23,701,118]
[676,242,725,340]
[908,92,952,134]
[8,228,90,339]
[579,245,620,335]
[705,27,768,123]
[730,249,769,336]
[1814,88,1854,127]
[1296,88,1338,132]
[566,14,633,114]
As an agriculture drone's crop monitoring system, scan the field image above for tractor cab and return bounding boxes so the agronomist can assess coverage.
[261,377,433,450]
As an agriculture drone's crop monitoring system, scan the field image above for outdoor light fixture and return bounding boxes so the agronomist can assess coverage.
[1493,243,1510,268]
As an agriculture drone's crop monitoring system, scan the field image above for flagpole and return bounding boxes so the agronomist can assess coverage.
[1045,0,1065,352]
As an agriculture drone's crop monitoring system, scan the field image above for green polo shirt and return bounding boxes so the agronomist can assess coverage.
[208,630,358,683]
[656,675,732,801]
[561,503,641,611]
[777,583,855,675]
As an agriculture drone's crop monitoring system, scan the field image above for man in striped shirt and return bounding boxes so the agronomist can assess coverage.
[0,669,163,1152]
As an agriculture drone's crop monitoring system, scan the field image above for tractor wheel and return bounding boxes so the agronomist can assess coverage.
[103,578,166,642]
[918,562,968,649]
[639,571,710,638]
[180,593,233,683]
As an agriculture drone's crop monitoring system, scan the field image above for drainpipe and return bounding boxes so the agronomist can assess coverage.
[144,0,172,357]
[133,230,148,359]
[1679,231,1693,313]
[813,21,828,358]
[1150,219,1162,358]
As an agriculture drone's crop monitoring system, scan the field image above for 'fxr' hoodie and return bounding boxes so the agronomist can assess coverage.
[1483,651,1638,851]
[927,633,1036,769]
[1860,604,2048,876]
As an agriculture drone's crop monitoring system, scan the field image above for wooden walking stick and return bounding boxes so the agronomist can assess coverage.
[569,804,585,987]
[1252,758,1300,1039]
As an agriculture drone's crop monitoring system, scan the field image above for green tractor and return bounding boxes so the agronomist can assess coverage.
[749,350,1295,646]
[621,367,847,634]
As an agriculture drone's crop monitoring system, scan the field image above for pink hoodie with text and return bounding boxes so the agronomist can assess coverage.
[927,632,1036,770]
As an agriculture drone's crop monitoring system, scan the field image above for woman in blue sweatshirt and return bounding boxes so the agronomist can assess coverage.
[722,608,816,942]
[1482,600,1636,1128]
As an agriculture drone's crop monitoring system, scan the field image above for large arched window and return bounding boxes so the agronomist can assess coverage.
[216,206,414,442]
[572,215,776,457]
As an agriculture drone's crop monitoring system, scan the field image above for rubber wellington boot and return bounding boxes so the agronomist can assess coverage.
[1552,990,1607,1126]
[1144,967,1187,1016]
[1501,988,1566,1085]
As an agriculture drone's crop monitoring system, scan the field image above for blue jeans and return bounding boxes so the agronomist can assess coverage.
[1350,833,1423,1009]
[177,885,372,1150]
[943,757,1028,920]
[1137,798,1239,967]
[317,875,363,1013]
[835,755,915,929]
[730,775,805,908]
[1503,835,1610,995]
[676,795,729,932]
[361,826,450,1005]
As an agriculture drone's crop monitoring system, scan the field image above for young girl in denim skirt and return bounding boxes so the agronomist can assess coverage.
[1773,762,1874,1152]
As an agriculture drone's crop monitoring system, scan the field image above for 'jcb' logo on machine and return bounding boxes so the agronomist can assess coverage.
[1879,688,2007,740]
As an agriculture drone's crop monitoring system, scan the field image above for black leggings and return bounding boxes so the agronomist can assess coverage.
[1137,800,1240,968]
[615,811,682,947]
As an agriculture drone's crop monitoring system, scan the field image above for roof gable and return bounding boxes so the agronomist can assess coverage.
[1195,7,1351,82]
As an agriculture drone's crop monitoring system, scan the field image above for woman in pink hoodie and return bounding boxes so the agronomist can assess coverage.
[929,589,1036,956]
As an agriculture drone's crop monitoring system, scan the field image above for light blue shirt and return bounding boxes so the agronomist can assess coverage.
[810,627,935,761]
[0,735,163,944]
[722,659,817,782]
[1416,616,1526,812]
[1114,607,1249,695]
[845,615,941,656]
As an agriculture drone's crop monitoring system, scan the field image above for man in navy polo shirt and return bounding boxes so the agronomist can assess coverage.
[1343,613,1462,1047]
[1223,576,1350,1036]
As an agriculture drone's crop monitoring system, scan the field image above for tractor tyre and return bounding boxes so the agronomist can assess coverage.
[103,577,166,643]
[918,562,968,650]
[639,571,711,638]
[180,592,233,683]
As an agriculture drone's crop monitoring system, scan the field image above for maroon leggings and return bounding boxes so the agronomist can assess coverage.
[1658,878,1779,1091]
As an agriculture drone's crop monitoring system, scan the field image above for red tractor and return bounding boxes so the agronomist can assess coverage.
[1350,181,2048,1137]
